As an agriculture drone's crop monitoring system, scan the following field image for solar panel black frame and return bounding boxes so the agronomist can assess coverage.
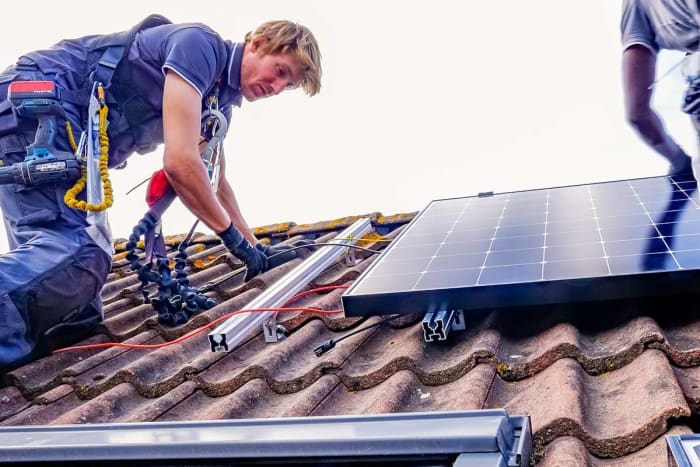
[342,175,700,317]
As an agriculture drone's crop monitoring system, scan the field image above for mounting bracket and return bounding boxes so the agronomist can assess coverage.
[263,314,288,343]
[344,244,358,267]
[422,309,466,342]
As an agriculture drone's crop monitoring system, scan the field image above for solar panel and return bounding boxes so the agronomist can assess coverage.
[342,175,700,317]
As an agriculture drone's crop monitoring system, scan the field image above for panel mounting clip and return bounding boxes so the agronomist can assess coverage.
[422,309,466,342]
[263,314,288,343]
[344,242,358,267]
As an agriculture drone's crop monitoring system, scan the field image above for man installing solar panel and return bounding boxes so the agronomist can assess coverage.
[0,16,322,371]
[621,0,700,178]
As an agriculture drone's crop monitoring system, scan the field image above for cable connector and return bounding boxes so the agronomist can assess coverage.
[314,339,336,357]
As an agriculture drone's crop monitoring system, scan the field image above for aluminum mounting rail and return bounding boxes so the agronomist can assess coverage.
[0,410,532,465]
[667,433,700,467]
[208,217,372,352]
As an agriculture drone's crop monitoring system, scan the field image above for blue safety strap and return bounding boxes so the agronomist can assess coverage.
[57,15,171,108]
[91,15,171,88]
[90,46,126,87]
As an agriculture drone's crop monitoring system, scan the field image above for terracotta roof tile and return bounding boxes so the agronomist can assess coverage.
[286,213,382,237]
[312,366,494,416]
[487,350,689,459]
[159,376,341,421]
[494,309,666,380]
[252,221,296,238]
[538,426,690,467]
[0,386,29,422]
[338,314,500,391]
[2,386,85,426]
[193,317,371,396]
[52,381,199,424]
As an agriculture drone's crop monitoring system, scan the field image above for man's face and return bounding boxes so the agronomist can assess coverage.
[240,42,304,102]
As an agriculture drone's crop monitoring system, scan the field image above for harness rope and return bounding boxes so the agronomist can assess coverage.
[63,84,113,212]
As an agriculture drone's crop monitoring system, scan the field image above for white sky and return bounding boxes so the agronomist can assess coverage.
[0,1,695,254]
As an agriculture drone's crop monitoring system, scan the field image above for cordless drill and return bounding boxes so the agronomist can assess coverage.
[0,81,80,186]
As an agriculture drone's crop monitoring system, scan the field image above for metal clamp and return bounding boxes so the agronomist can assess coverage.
[263,314,288,343]
[344,245,358,267]
[422,309,466,342]
[199,108,228,190]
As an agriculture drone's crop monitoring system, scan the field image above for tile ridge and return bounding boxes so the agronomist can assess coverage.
[533,409,687,460]
[496,330,668,381]
[534,424,692,465]
[337,350,493,392]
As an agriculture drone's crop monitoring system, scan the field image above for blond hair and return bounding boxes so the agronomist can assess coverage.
[245,20,322,96]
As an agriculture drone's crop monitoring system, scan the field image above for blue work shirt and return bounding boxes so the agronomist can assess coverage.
[16,22,243,167]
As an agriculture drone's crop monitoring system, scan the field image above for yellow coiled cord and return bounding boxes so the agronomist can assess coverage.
[63,85,113,212]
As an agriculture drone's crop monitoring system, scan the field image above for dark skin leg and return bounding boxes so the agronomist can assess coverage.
[622,45,690,167]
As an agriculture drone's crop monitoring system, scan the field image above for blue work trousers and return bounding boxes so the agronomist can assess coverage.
[0,70,110,372]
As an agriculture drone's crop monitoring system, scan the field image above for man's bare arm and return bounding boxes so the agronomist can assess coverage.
[162,70,231,233]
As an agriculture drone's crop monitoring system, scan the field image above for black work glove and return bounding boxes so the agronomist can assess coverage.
[256,239,316,269]
[218,224,268,281]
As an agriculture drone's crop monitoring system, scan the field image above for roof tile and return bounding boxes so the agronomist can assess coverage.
[495,311,666,380]
[158,375,340,421]
[312,366,494,416]
[487,350,689,459]
[193,317,378,396]
[0,386,29,422]
[52,381,199,424]
[539,425,691,466]
[286,213,382,237]
[338,312,499,391]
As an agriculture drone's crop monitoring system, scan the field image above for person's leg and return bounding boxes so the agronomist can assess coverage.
[0,238,110,370]
[0,128,111,371]
[691,114,700,181]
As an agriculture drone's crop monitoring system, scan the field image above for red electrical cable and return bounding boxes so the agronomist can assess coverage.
[281,285,348,307]
[53,285,350,353]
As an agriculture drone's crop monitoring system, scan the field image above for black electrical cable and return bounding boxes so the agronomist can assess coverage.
[314,315,401,357]
[125,176,151,195]
[126,141,208,195]
[199,242,386,293]
[198,267,247,293]
[266,242,383,261]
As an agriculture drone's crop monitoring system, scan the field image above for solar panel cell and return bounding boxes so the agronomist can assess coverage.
[415,269,480,290]
[428,252,487,271]
[607,253,677,274]
[543,258,609,280]
[485,248,542,267]
[545,243,604,261]
[479,263,541,285]
[604,237,667,256]
[491,235,544,251]
[438,239,492,255]
[675,250,700,268]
